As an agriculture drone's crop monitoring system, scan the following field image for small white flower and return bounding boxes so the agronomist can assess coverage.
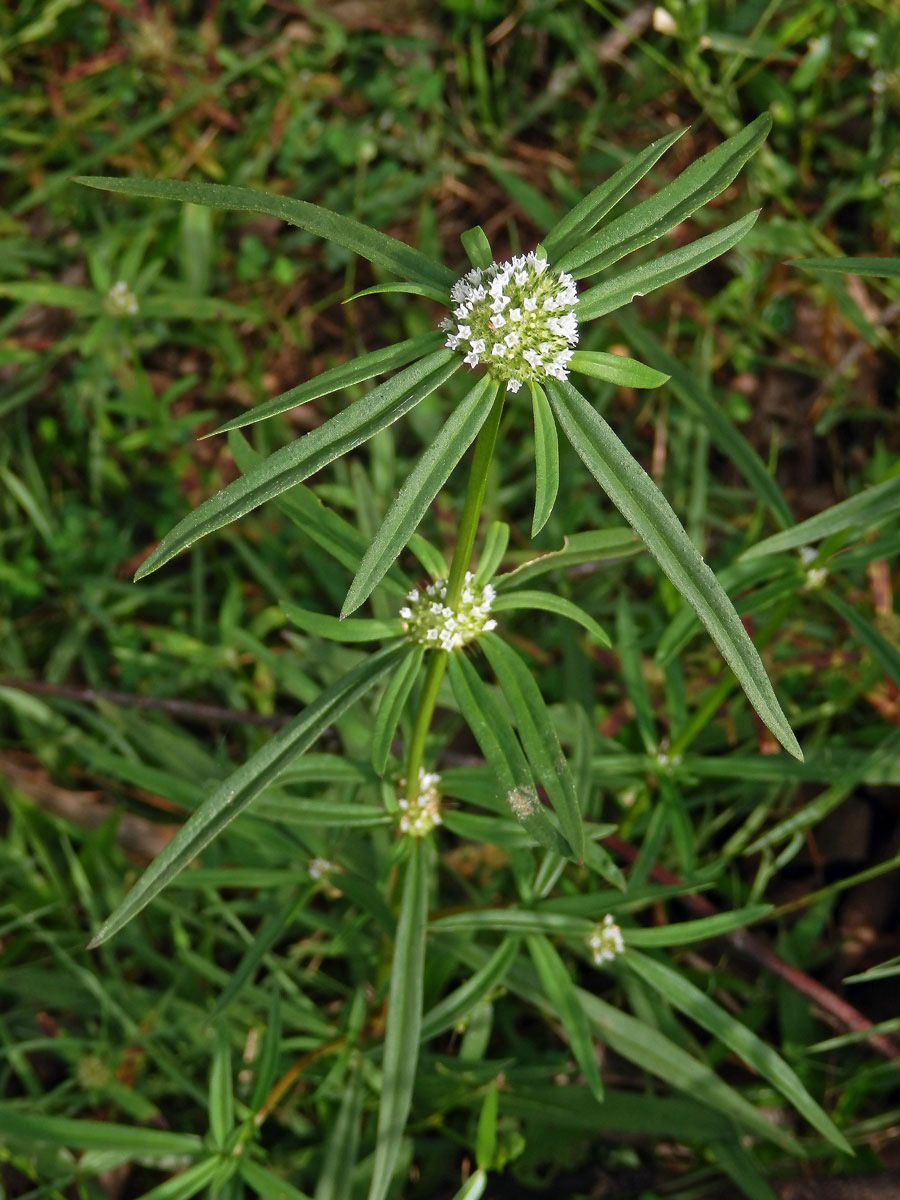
[396,767,442,836]
[399,573,496,651]
[308,857,340,881]
[443,253,579,391]
[587,914,625,965]
[104,280,139,317]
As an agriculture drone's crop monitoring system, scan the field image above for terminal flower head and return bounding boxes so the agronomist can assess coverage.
[104,280,139,317]
[587,914,625,965]
[441,252,578,393]
[399,573,496,652]
[396,767,442,836]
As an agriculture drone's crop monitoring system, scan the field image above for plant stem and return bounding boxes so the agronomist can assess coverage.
[404,382,506,800]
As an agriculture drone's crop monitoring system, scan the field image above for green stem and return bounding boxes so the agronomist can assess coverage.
[404,381,507,800]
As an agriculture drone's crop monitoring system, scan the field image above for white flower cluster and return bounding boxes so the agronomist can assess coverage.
[308,857,340,881]
[104,280,139,317]
[400,572,496,652]
[587,914,625,965]
[799,545,827,590]
[441,251,579,392]
[397,768,442,836]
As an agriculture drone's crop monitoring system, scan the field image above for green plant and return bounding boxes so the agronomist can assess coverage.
[25,115,869,1198]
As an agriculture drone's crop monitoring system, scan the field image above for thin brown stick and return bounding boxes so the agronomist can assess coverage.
[602,833,899,1060]
[2,679,292,728]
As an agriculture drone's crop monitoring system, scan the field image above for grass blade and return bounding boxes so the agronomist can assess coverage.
[542,127,685,259]
[481,633,584,861]
[371,645,425,776]
[447,652,573,858]
[616,314,793,530]
[792,256,900,277]
[496,528,641,589]
[577,211,759,321]
[212,333,444,435]
[569,350,670,388]
[315,1067,363,1200]
[491,589,610,646]
[134,351,458,579]
[530,382,559,536]
[421,936,520,1040]
[547,377,801,759]
[368,838,430,1200]
[73,176,456,291]
[281,602,403,643]
[87,646,403,946]
[826,592,900,688]
[527,934,603,1102]
[343,376,498,615]
[557,115,771,277]
[625,951,852,1154]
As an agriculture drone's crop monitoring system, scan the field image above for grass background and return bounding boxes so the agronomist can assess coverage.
[1,1,899,1197]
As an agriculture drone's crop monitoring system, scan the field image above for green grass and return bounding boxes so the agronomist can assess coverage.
[1,2,899,1197]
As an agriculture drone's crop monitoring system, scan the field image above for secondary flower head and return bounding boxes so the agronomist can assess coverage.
[397,767,442,836]
[104,280,139,317]
[399,573,496,652]
[441,252,579,393]
[587,914,625,965]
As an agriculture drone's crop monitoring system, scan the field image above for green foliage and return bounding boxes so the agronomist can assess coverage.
[2,3,899,1199]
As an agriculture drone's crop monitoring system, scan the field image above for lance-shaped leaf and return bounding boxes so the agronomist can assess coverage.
[481,633,584,861]
[343,376,499,616]
[530,382,559,536]
[542,127,685,260]
[87,645,403,947]
[368,838,430,1200]
[134,350,458,579]
[624,950,852,1154]
[792,256,900,277]
[282,602,403,643]
[474,520,510,586]
[616,314,793,530]
[212,333,445,435]
[371,645,425,776]
[421,936,520,1040]
[448,653,574,859]
[491,589,610,646]
[73,176,456,291]
[576,210,759,322]
[547,378,801,760]
[557,115,771,278]
[527,934,603,1102]
[570,350,670,389]
[496,528,641,589]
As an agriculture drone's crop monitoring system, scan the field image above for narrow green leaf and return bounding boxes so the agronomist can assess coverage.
[616,314,793,530]
[240,1160,313,1200]
[343,376,498,615]
[87,646,403,946]
[408,534,449,580]
[344,282,450,304]
[547,378,802,760]
[491,589,610,646]
[134,1158,224,1200]
[793,256,900,277]
[461,225,493,269]
[208,1034,234,1147]
[431,909,589,936]
[557,115,771,277]
[542,127,685,259]
[625,951,852,1154]
[474,520,510,586]
[481,634,584,861]
[569,350,670,389]
[73,176,456,291]
[212,334,444,435]
[741,474,900,561]
[475,1083,499,1171]
[135,351,458,579]
[530,382,559,536]
[371,645,425,776]
[314,1067,363,1200]
[527,934,603,1102]
[281,602,403,643]
[448,1172,487,1200]
[623,906,771,946]
[0,1109,202,1158]
[421,936,520,1040]
[368,839,430,1200]
[447,653,573,858]
[0,280,102,313]
[212,891,309,1017]
[496,528,641,589]
[711,1139,778,1200]
[249,989,282,1112]
[577,210,760,321]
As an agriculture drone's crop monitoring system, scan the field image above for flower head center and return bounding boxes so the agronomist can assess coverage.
[442,251,579,392]
[399,573,496,652]
[397,768,442,837]
[587,914,625,965]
